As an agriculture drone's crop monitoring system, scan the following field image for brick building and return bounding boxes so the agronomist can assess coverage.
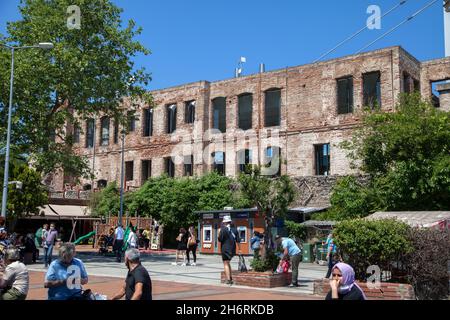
[49,46,450,207]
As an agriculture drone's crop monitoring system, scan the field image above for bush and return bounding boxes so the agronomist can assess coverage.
[250,250,280,272]
[404,228,450,300]
[285,220,306,242]
[334,219,412,280]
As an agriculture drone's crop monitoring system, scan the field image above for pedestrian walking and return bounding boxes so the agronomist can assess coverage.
[44,242,89,300]
[186,226,198,266]
[142,227,151,250]
[113,224,125,262]
[218,215,241,286]
[325,262,367,300]
[0,247,29,300]
[43,223,58,268]
[275,234,302,287]
[111,248,152,300]
[126,227,138,249]
[324,232,338,279]
[172,228,188,266]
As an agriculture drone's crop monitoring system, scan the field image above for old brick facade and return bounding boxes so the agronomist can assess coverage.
[50,46,450,206]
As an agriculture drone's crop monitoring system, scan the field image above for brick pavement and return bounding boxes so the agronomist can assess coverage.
[26,271,321,300]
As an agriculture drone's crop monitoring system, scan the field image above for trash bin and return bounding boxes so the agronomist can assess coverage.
[302,243,313,263]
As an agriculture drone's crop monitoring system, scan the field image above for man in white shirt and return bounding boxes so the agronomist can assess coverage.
[0,247,29,300]
[113,224,125,262]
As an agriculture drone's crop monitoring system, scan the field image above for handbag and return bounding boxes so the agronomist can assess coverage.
[281,260,290,273]
[238,254,248,272]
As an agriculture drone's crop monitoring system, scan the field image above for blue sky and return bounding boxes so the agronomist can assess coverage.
[0,0,447,90]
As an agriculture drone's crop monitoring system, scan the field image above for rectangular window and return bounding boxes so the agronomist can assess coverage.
[184,155,193,176]
[238,94,253,130]
[185,100,195,124]
[85,118,94,148]
[265,146,281,176]
[125,161,134,181]
[143,108,153,137]
[238,149,252,173]
[141,160,151,184]
[114,120,119,144]
[100,117,110,146]
[165,157,175,177]
[212,97,226,133]
[363,71,381,109]
[203,225,212,243]
[315,144,330,176]
[264,89,281,127]
[337,77,353,114]
[167,104,177,134]
[213,152,225,176]
[73,125,80,144]
[127,111,136,132]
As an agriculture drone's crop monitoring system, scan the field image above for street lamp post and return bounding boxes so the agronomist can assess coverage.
[118,130,125,227]
[1,42,54,219]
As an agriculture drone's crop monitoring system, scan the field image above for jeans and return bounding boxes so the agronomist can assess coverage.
[325,256,336,279]
[290,253,302,285]
[44,244,54,267]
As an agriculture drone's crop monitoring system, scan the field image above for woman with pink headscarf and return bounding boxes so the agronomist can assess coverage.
[325,262,367,300]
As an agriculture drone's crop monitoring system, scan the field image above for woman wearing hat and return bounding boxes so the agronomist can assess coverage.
[218,215,241,285]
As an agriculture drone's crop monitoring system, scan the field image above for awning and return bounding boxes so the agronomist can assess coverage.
[289,207,330,214]
[366,211,450,229]
[300,220,336,227]
[28,204,92,220]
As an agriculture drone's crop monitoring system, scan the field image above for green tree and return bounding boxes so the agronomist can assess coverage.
[238,166,296,271]
[0,0,152,180]
[0,159,48,219]
[326,93,450,220]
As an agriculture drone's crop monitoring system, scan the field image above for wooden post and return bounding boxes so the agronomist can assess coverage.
[69,219,77,243]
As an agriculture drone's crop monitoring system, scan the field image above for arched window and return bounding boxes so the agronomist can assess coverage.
[97,179,107,189]
[100,117,110,146]
[83,184,92,191]
[264,88,281,127]
[185,100,195,124]
[85,118,94,148]
[143,108,153,137]
[167,104,177,134]
[212,97,226,133]
[238,93,252,130]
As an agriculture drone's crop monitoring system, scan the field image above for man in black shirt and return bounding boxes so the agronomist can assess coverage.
[111,248,152,300]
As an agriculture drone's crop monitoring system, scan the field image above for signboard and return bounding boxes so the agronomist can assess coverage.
[203,213,214,219]
[219,213,229,218]
[203,243,212,249]
[236,212,249,218]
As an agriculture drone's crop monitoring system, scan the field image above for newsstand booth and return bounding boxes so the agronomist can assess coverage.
[196,208,265,255]
[195,208,310,255]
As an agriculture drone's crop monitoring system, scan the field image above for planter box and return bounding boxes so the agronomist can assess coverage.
[220,271,292,288]
[313,279,415,300]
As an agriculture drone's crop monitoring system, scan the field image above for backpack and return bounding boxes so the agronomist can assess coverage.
[250,237,260,250]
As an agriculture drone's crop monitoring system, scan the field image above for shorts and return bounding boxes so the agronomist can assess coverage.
[221,252,233,261]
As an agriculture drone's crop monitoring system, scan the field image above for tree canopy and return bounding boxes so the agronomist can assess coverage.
[321,93,450,220]
[0,0,152,181]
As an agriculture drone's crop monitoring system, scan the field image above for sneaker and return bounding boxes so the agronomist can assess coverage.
[181,263,186,266]
[171,262,178,266]
[288,283,298,288]
[191,262,196,266]
[226,280,234,286]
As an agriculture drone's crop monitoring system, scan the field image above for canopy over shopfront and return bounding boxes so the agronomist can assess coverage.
[366,211,450,229]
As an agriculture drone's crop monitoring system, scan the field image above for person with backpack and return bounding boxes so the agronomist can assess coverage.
[250,231,263,259]
[218,215,241,286]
